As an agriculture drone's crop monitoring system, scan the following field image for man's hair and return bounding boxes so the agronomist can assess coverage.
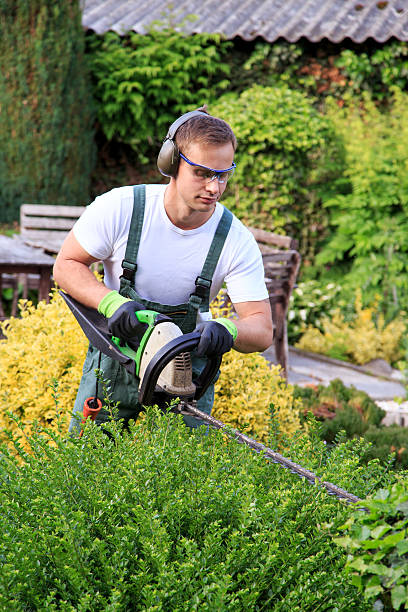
[175,106,237,154]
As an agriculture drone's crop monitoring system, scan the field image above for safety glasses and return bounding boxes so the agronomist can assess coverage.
[179,152,236,184]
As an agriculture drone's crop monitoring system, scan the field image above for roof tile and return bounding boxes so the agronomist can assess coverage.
[82,0,408,42]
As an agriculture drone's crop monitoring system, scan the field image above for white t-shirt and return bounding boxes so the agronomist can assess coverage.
[73,184,268,321]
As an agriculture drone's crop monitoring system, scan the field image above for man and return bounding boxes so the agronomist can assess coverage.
[53,108,273,432]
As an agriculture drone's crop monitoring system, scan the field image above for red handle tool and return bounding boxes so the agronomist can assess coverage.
[79,397,102,438]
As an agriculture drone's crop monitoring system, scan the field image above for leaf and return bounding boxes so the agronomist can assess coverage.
[382,530,406,547]
[348,558,368,572]
[396,502,408,516]
[396,540,408,555]
[371,525,392,540]
[391,585,407,611]
[364,583,383,600]
[365,562,390,576]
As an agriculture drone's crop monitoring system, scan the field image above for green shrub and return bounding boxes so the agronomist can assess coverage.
[228,40,408,104]
[0,407,394,610]
[227,40,307,94]
[363,426,408,470]
[294,379,385,444]
[335,479,408,611]
[87,28,230,162]
[288,279,355,344]
[211,84,344,262]
[294,379,408,471]
[0,293,87,445]
[317,89,408,313]
[0,0,95,222]
[335,42,408,101]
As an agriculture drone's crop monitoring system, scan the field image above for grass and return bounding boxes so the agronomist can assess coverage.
[0,221,19,237]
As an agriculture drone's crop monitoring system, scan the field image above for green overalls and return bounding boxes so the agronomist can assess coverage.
[69,185,233,434]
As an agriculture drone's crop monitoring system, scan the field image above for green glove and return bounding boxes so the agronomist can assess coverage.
[214,317,238,341]
[97,290,131,318]
[98,290,147,342]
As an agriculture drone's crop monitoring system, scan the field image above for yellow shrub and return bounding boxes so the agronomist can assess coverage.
[213,351,302,444]
[211,293,302,444]
[296,290,406,365]
[0,290,302,448]
[0,291,87,440]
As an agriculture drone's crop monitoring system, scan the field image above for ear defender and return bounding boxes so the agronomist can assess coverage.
[157,109,208,178]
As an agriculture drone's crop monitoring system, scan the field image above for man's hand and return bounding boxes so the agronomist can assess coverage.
[97,290,147,341]
[194,319,237,358]
[107,300,147,341]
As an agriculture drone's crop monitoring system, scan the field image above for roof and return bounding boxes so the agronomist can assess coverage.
[81,0,408,43]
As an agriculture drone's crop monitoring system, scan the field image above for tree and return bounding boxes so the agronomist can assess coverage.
[0,0,95,222]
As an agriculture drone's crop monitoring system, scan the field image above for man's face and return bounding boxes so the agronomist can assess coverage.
[174,140,235,215]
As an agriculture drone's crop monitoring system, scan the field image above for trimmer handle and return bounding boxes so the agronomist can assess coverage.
[79,397,102,438]
[138,331,222,407]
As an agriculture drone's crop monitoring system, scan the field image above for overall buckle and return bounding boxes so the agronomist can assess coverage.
[193,276,211,299]
[120,260,137,282]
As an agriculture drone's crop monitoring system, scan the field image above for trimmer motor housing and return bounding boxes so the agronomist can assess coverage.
[138,321,196,398]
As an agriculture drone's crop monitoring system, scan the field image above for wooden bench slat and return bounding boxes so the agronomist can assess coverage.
[21,204,85,217]
[262,251,298,262]
[263,261,294,271]
[265,279,291,287]
[20,229,70,242]
[21,217,78,231]
[20,204,86,254]
[248,227,298,250]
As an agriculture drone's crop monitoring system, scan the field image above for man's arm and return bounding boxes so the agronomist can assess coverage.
[53,230,111,308]
[232,299,273,353]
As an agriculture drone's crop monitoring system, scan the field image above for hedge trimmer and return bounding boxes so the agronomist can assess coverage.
[61,291,364,507]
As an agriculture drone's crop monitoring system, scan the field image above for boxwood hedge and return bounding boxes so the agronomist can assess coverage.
[0,406,395,611]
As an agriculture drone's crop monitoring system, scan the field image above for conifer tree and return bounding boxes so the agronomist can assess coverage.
[0,1,95,222]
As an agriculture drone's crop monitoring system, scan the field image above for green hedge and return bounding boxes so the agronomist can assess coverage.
[211,84,344,263]
[317,89,408,312]
[0,0,95,222]
[294,379,408,470]
[335,480,408,611]
[87,28,230,163]
[0,407,394,610]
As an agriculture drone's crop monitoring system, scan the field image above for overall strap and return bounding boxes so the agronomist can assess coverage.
[190,206,233,313]
[119,185,146,293]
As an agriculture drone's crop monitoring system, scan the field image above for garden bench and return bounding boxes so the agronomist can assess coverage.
[0,204,85,321]
[0,234,55,321]
[20,203,86,254]
[247,227,301,379]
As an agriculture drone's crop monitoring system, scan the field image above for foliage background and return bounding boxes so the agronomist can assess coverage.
[210,84,344,266]
[0,0,95,222]
[296,289,406,365]
[87,28,230,163]
[1,12,408,314]
[317,89,408,312]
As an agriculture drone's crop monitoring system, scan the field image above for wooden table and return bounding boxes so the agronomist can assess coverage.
[0,235,55,319]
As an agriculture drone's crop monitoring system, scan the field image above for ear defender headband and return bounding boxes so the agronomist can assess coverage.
[157,109,208,178]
